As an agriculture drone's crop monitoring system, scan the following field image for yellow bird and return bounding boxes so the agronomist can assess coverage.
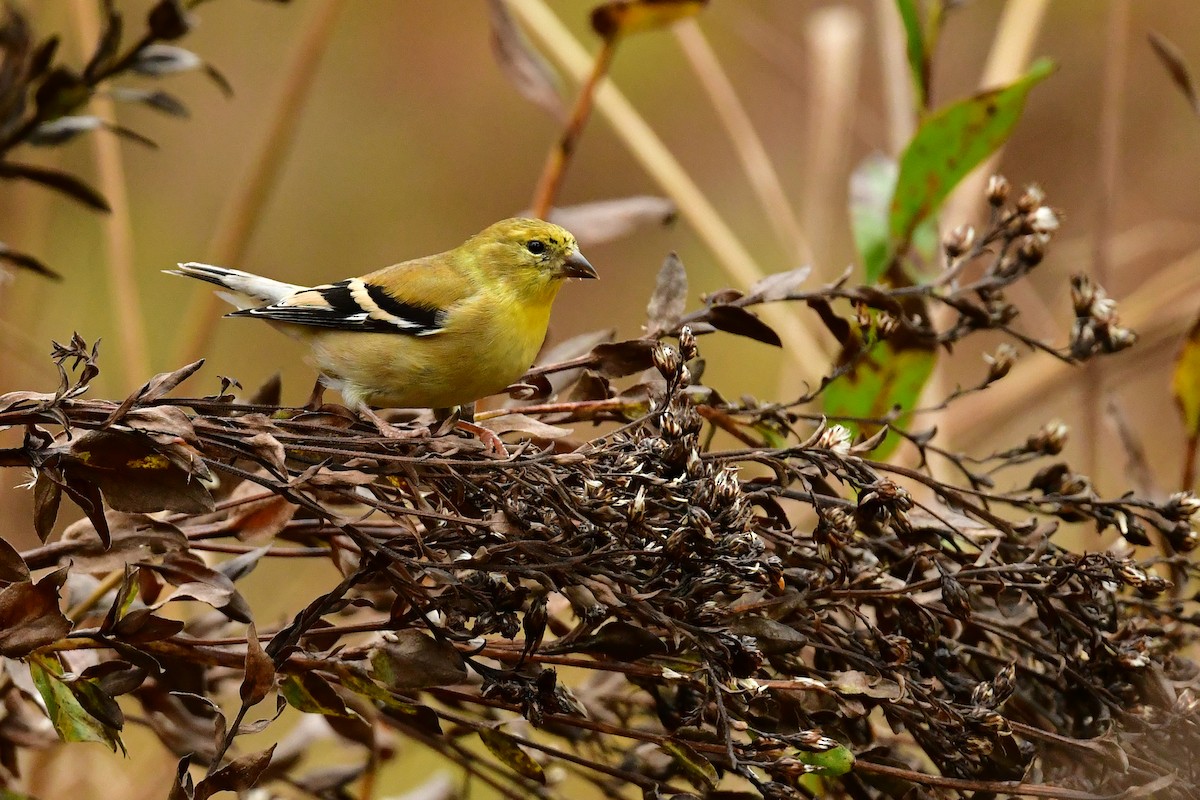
[170,218,596,420]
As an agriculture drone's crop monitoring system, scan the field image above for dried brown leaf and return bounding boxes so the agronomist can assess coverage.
[547,196,675,247]
[646,252,687,337]
[0,568,72,657]
[488,0,565,121]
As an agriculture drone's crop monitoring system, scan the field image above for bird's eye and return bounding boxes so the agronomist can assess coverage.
[526,240,546,255]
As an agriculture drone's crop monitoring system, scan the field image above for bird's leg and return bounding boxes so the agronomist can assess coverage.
[303,378,327,411]
[434,406,509,457]
[357,405,427,440]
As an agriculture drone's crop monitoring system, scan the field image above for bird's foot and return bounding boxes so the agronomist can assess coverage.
[453,420,509,457]
[357,406,426,440]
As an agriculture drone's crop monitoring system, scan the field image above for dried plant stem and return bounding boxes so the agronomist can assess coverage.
[530,36,616,218]
[948,245,1200,449]
[1087,0,1131,485]
[673,19,811,265]
[174,0,349,367]
[508,0,827,384]
[70,2,148,391]
[927,0,1052,458]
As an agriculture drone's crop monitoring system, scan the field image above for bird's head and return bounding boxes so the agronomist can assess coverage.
[465,218,597,299]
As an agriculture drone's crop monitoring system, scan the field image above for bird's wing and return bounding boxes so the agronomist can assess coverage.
[227,256,471,336]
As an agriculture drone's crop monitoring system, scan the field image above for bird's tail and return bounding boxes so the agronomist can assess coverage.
[165,262,304,310]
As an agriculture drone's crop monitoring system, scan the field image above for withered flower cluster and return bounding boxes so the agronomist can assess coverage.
[0,177,1195,800]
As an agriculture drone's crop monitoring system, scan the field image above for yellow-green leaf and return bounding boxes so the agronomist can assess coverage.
[795,743,855,777]
[280,672,354,718]
[479,729,546,784]
[895,0,928,109]
[660,739,719,789]
[28,652,123,752]
[591,0,707,39]
[1173,314,1200,437]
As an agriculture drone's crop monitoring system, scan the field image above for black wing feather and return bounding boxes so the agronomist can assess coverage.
[227,279,446,335]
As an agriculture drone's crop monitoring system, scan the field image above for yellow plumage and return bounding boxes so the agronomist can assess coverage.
[169,218,596,411]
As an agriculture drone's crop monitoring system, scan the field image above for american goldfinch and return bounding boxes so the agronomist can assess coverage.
[169,218,596,413]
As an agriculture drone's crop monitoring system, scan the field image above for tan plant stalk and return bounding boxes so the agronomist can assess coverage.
[800,6,863,276]
[508,0,827,385]
[70,1,148,391]
[175,0,350,367]
[874,0,916,153]
[1086,0,1132,486]
[673,18,811,265]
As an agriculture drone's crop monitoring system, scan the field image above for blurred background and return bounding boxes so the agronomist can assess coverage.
[3,0,1200,795]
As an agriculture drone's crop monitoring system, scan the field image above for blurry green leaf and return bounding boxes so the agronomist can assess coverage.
[28,652,123,752]
[591,0,708,39]
[479,729,545,784]
[795,743,855,777]
[850,154,896,283]
[822,341,936,459]
[660,739,718,789]
[895,0,927,108]
[888,58,1055,262]
[851,155,939,283]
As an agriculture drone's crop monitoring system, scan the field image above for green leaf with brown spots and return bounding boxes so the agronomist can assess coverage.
[888,58,1055,263]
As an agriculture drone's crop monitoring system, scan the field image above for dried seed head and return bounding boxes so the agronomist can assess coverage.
[1168,521,1200,553]
[1017,235,1044,266]
[1026,420,1068,455]
[678,325,698,360]
[944,224,976,258]
[876,313,899,338]
[940,572,972,621]
[1070,274,1097,316]
[1164,491,1200,522]
[984,343,1017,383]
[1105,325,1137,352]
[986,174,1010,206]
[815,424,853,455]
[629,485,646,523]
[1027,205,1060,236]
[652,342,682,378]
[1016,183,1045,214]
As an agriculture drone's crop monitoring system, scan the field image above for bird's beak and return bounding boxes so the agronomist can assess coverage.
[560,250,598,279]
